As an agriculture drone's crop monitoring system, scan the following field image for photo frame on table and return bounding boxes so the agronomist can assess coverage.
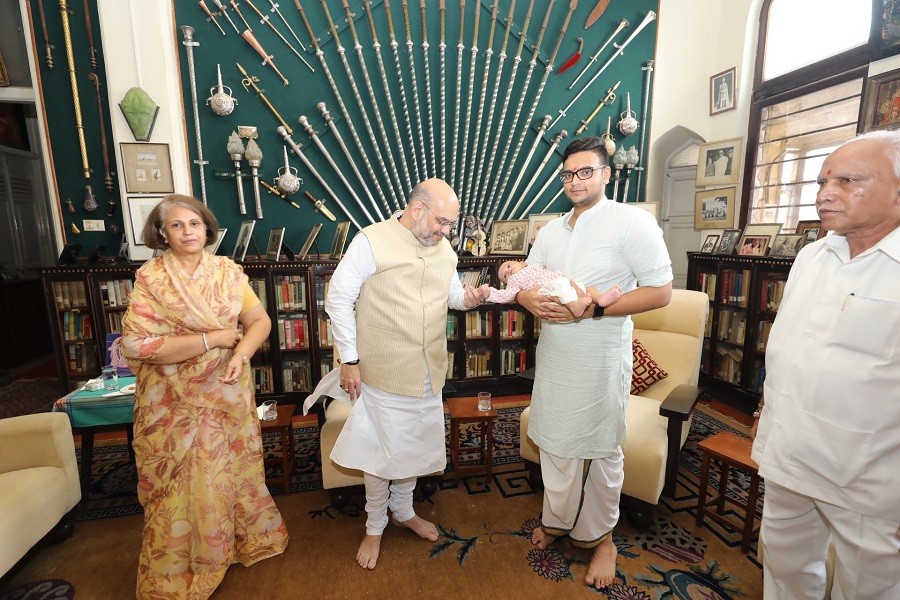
[329,222,351,260]
[859,67,900,132]
[115,234,130,262]
[265,228,286,261]
[741,223,783,249]
[694,187,735,230]
[700,233,720,253]
[738,235,771,256]
[298,224,323,259]
[120,143,174,194]
[796,219,826,242]
[205,228,227,255]
[232,220,256,261]
[489,219,529,255]
[696,137,744,186]
[526,213,561,248]
[870,1,900,61]
[127,196,162,246]
[770,234,807,258]
[717,229,743,255]
[710,67,736,115]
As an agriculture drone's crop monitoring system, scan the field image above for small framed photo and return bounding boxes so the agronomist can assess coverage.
[741,222,783,250]
[489,219,529,255]
[796,219,825,242]
[527,213,561,248]
[330,222,351,260]
[700,233,720,253]
[738,235,770,256]
[232,220,256,261]
[120,143,174,194]
[298,224,323,259]
[717,228,743,255]
[710,67,736,115]
[127,196,162,246]
[860,68,900,133]
[265,227,286,261]
[694,187,735,230]
[697,137,744,186]
[116,235,130,261]
[205,228,227,254]
[770,234,807,258]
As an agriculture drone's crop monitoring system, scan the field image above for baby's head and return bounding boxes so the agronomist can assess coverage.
[498,260,527,284]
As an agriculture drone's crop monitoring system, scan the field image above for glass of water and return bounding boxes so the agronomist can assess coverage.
[101,365,118,391]
[477,392,492,412]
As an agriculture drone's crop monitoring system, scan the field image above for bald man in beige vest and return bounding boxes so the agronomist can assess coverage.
[326,179,486,569]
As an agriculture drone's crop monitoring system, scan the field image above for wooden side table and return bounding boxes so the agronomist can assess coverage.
[260,404,295,495]
[447,396,496,486]
[695,431,761,553]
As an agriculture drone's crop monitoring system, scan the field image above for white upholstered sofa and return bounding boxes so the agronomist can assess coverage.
[519,288,709,528]
[0,412,81,578]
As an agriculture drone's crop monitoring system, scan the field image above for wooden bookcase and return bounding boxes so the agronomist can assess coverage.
[42,255,535,398]
[686,252,794,404]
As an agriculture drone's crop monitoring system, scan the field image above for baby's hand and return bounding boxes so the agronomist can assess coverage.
[478,284,491,297]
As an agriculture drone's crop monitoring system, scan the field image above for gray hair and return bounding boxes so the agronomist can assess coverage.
[848,130,900,179]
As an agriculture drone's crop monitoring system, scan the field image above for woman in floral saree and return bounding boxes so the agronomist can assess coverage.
[122,194,288,599]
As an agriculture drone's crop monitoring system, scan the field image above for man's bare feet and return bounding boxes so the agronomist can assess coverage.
[531,527,558,550]
[584,536,617,589]
[357,534,382,570]
[392,515,439,541]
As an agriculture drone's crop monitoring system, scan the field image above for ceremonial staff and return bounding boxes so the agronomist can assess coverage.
[363,0,413,193]
[211,0,241,33]
[245,138,264,219]
[267,0,307,52]
[501,114,551,217]
[35,0,54,68]
[278,126,366,231]
[401,0,430,179]
[552,10,656,129]
[182,27,209,204]
[438,0,447,179]
[420,0,437,177]
[82,0,97,69]
[320,0,399,213]
[384,0,422,183]
[227,131,248,215]
[243,0,314,72]
[294,0,389,215]
[539,188,565,214]
[87,74,115,193]
[471,0,516,219]
[574,80,619,136]
[477,0,534,222]
[507,129,567,220]
[198,1,227,35]
[299,115,377,224]
[634,60,654,203]
[519,164,565,217]
[343,0,404,209]
[449,0,466,189]
[236,62,293,133]
[461,1,499,216]
[456,0,482,211]
[568,18,627,90]
[483,0,550,224]
[59,0,91,181]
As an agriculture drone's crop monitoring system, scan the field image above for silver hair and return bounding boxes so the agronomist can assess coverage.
[848,130,900,179]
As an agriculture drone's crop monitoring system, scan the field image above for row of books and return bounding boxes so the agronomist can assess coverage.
[750,360,766,394]
[465,346,493,378]
[63,312,92,341]
[107,312,123,335]
[697,272,717,302]
[500,343,527,375]
[720,268,751,307]
[714,346,743,385]
[249,279,267,310]
[314,275,332,309]
[759,277,787,311]
[273,274,307,312]
[465,310,493,338]
[67,344,97,374]
[98,279,132,308]
[717,308,746,346]
[252,366,275,394]
[457,266,491,289]
[756,320,774,351]
[277,317,309,350]
[499,309,528,339]
[51,281,88,310]
[318,317,334,347]
[282,360,311,392]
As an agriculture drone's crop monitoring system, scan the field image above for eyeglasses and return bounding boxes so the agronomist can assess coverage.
[420,202,459,228]
[558,165,608,184]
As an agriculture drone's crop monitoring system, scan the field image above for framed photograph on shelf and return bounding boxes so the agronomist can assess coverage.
[298,224,323,259]
[489,219,529,255]
[526,213,561,248]
[770,234,807,258]
[710,67,736,115]
[120,143,174,194]
[205,228,227,254]
[265,227,286,261]
[796,219,826,242]
[696,137,744,186]
[860,68,900,132]
[717,228,743,255]
[870,1,900,61]
[741,222,783,250]
[700,233,720,253]
[232,220,256,261]
[127,196,162,246]
[738,235,771,256]
[694,187,735,229]
[330,222,351,260]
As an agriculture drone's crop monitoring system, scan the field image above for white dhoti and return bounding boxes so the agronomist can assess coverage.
[539,446,624,547]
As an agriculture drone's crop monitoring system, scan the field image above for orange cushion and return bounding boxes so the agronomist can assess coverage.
[631,338,668,395]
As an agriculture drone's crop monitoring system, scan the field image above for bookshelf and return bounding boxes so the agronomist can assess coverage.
[42,255,538,398]
[686,253,794,403]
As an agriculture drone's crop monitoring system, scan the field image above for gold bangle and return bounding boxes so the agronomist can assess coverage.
[234,349,250,364]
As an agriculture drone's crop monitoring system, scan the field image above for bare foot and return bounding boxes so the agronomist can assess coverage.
[392,515,439,541]
[357,534,381,570]
[584,536,617,589]
[531,527,558,549]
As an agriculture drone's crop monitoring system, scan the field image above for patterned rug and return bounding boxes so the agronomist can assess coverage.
[0,579,75,600]
[0,378,60,420]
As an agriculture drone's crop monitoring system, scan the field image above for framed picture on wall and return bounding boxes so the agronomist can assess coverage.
[489,219,529,255]
[127,196,162,246]
[526,213,561,248]
[120,143,174,194]
[859,67,900,132]
[697,137,744,186]
[330,222,351,260]
[710,67,736,115]
[694,187,735,229]
[870,0,900,60]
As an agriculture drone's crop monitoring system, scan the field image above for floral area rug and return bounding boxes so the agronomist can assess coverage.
[0,579,75,600]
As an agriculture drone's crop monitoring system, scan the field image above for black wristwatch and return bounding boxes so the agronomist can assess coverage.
[343,359,359,365]
[592,304,605,319]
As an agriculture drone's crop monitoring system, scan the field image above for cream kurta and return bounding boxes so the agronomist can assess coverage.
[527,201,672,459]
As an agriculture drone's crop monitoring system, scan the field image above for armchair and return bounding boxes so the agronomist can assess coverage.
[519,288,709,528]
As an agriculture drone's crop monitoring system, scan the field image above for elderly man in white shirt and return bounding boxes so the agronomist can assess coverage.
[752,130,900,599]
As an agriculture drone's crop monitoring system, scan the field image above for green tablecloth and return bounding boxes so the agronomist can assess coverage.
[52,377,136,428]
